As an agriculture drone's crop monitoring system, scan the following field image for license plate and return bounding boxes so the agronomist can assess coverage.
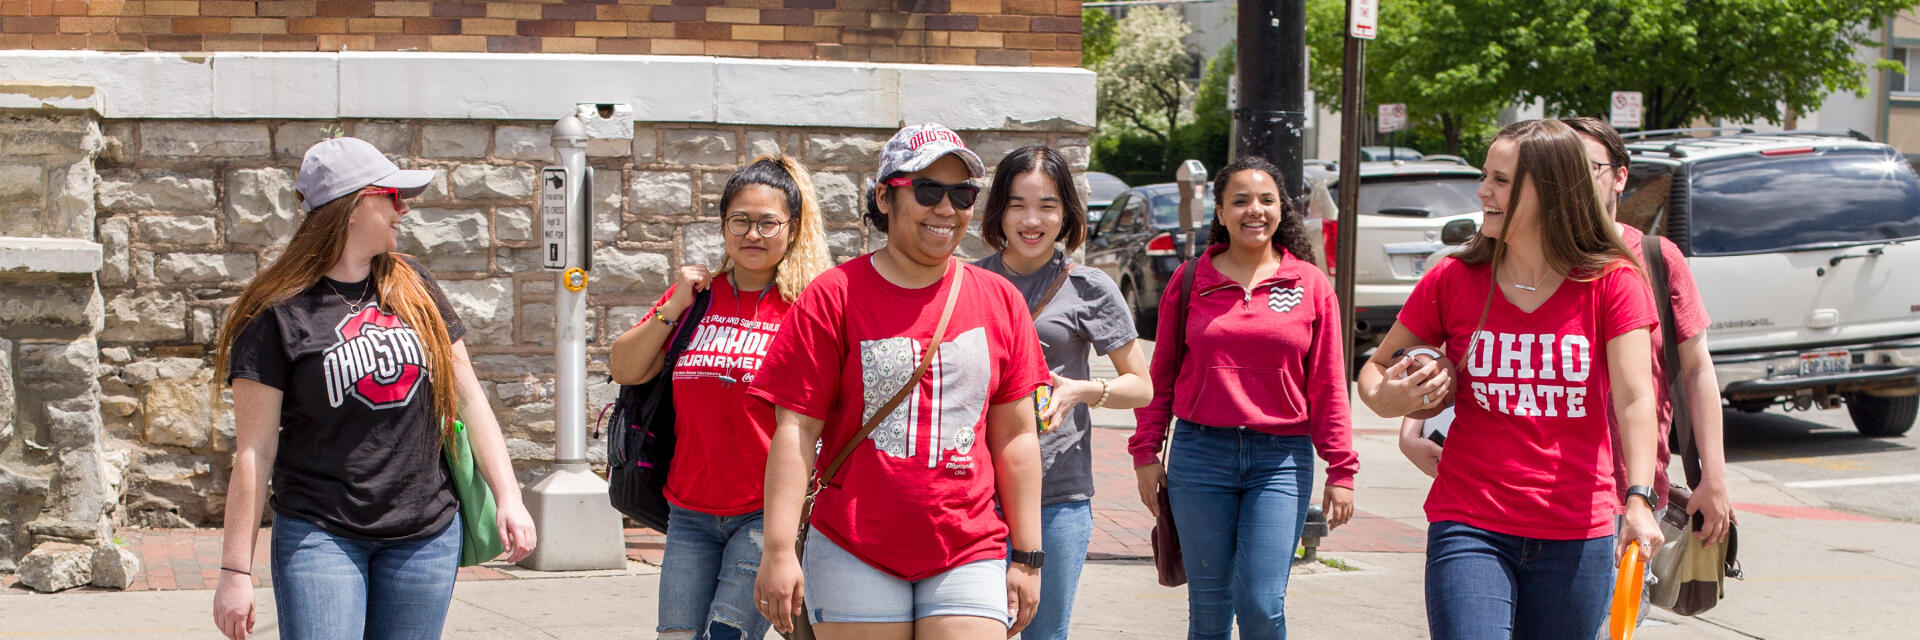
[1798,350,1851,377]
[1412,256,1428,276]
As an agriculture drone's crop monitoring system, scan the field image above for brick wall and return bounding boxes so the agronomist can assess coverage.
[0,0,1083,66]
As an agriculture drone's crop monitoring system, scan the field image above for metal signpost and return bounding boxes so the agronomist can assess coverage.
[519,103,631,571]
[1335,0,1372,378]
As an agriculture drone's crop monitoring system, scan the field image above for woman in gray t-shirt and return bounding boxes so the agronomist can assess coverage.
[974,145,1153,640]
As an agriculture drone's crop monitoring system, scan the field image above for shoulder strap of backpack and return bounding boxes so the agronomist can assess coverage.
[665,288,713,363]
[817,262,967,488]
[1160,258,1198,463]
[1029,261,1075,321]
[1641,236,1700,488]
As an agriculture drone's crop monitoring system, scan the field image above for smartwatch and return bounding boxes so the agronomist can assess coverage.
[1625,485,1659,510]
[1009,548,1046,569]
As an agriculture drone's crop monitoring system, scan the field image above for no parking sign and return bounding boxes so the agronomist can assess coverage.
[1611,91,1644,129]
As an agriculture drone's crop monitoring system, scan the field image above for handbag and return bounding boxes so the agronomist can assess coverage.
[605,290,713,533]
[1151,259,1199,588]
[444,419,506,567]
[783,263,967,640]
[1639,237,1742,615]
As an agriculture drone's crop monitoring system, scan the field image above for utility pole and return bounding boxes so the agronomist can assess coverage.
[1233,0,1308,200]
[1336,0,1374,379]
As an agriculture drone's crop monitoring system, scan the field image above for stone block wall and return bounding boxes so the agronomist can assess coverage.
[61,116,1088,536]
[0,0,1084,66]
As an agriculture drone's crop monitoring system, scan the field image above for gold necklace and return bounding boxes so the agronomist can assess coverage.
[323,279,375,314]
[1510,269,1548,291]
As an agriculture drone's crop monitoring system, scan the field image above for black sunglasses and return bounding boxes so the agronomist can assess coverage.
[885,176,979,210]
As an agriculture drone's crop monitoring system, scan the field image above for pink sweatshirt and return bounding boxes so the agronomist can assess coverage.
[1128,244,1359,488]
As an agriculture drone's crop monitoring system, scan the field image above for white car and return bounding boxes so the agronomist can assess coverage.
[1622,130,1920,436]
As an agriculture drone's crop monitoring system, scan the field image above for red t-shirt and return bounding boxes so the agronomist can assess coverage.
[1397,256,1657,539]
[649,276,792,516]
[748,256,1050,581]
[1615,225,1711,504]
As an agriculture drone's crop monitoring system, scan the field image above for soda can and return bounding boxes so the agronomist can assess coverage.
[1033,385,1054,432]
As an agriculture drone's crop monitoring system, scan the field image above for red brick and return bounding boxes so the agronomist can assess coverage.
[85,0,136,16]
[1054,0,1077,16]
[258,2,318,18]
[1002,0,1049,15]
[705,6,755,22]
[373,1,432,17]
[231,17,287,33]
[427,34,486,51]
[897,0,946,11]
[430,1,485,18]
[702,39,756,57]
[287,17,346,33]
[951,0,999,12]
[201,0,254,16]
[264,33,319,49]
[783,25,837,41]
[977,48,1030,66]
[3,16,56,31]
[33,32,86,47]
[759,8,811,25]
[316,0,374,17]
[870,45,919,63]
[651,38,703,55]
[316,33,375,49]
[814,42,864,61]
[147,33,204,49]
[485,34,540,52]
[925,47,975,65]
[349,17,405,32]
[923,14,975,30]
[596,4,649,20]
[1031,49,1079,67]
[459,17,513,35]
[783,0,831,7]
[1003,31,1053,50]
[173,17,231,33]
[543,3,595,20]
[516,20,573,37]
[56,16,114,32]
[486,2,540,19]
[403,17,457,34]
[868,11,920,29]
[0,0,27,16]
[647,4,701,21]
[143,0,198,12]
[627,21,672,37]
[596,36,651,54]
[673,20,726,39]
[671,0,723,5]
[205,33,265,50]
[542,36,596,53]
[373,33,428,49]
[979,14,1026,31]
[758,40,812,59]
[118,16,173,32]
[90,32,148,49]
[47,0,84,14]
[842,27,896,46]
[574,20,625,37]
[815,11,865,27]
[1055,33,1078,50]
[1029,15,1076,33]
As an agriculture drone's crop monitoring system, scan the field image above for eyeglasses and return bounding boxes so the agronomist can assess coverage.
[884,176,980,210]
[1590,160,1625,174]
[725,215,789,238]
[363,186,404,211]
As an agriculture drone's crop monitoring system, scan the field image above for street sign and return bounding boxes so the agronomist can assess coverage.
[1378,103,1407,133]
[1611,91,1644,129]
[1349,0,1378,39]
[540,167,568,270]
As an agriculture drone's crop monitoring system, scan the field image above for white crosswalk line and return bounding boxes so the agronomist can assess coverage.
[1783,473,1920,489]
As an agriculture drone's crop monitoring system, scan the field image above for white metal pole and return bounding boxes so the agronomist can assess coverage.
[553,115,588,464]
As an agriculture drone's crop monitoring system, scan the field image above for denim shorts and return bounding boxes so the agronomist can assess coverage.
[801,528,1010,626]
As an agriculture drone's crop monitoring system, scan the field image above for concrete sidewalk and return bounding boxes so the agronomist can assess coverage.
[6,373,1920,637]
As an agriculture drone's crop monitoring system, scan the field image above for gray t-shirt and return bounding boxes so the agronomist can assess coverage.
[975,250,1137,505]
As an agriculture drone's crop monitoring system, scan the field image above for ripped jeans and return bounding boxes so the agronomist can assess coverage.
[657,505,772,640]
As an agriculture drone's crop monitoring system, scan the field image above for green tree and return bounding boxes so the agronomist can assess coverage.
[1082,8,1119,69]
[1095,6,1196,166]
[1304,0,1516,155]
[1522,0,1916,129]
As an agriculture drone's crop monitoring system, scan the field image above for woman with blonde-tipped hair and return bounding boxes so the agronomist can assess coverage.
[611,154,832,640]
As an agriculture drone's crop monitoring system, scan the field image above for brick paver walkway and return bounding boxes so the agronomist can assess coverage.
[9,425,1419,593]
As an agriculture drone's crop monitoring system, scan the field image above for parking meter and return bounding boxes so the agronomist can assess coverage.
[1176,160,1208,261]
[521,103,633,572]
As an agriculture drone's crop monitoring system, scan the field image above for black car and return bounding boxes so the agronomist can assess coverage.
[1084,171,1130,224]
[1084,182,1214,338]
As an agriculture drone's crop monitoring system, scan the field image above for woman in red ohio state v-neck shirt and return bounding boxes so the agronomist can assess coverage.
[1359,119,1666,640]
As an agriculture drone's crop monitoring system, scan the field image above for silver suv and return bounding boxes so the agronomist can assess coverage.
[1622,130,1920,436]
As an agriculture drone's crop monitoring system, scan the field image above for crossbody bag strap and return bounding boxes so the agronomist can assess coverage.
[1641,236,1700,488]
[818,261,968,488]
[1029,261,1075,321]
[1160,258,1199,465]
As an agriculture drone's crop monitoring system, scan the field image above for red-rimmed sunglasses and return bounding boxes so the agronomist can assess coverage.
[884,176,980,210]
[363,186,405,211]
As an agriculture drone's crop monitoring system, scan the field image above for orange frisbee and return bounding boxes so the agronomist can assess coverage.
[1609,541,1644,640]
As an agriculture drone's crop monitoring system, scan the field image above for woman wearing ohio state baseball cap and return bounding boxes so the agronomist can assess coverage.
[751,123,1052,638]
[211,137,535,640]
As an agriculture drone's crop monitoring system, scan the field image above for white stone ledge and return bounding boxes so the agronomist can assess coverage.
[0,51,1095,130]
[0,236,105,274]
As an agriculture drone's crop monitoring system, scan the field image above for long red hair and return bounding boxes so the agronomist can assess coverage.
[213,190,459,445]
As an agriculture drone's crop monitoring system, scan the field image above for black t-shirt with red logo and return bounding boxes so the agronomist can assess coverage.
[228,257,467,542]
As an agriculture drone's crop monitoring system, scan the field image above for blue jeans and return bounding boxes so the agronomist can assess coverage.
[1166,421,1314,640]
[269,511,462,640]
[1021,500,1093,640]
[657,504,772,640]
[1425,520,1616,640]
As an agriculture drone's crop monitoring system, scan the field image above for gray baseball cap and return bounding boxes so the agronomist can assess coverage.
[295,137,434,212]
[876,123,986,180]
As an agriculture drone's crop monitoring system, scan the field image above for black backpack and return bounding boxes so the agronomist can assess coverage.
[606,289,712,533]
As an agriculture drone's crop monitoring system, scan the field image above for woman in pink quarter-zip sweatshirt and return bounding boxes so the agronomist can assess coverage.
[1129,155,1359,640]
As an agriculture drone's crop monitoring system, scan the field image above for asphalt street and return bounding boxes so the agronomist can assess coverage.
[1723,406,1920,523]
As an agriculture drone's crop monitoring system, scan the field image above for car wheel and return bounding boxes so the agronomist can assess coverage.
[1844,392,1918,437]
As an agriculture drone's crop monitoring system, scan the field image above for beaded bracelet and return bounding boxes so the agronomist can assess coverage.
[1092,378,1111,408]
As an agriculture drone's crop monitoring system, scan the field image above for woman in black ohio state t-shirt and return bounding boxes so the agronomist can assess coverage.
[209,137,535,640]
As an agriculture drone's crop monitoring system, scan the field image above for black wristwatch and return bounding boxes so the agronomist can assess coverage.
[1009,548,1046,569]
[1625,485,1659,510]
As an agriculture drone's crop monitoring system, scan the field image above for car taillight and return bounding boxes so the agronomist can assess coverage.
[1146,232,1176,257]
[1760,146,1815,156]
[1321,220,1338,276]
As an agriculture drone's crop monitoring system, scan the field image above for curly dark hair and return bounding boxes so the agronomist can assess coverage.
[1207,155,1317,264]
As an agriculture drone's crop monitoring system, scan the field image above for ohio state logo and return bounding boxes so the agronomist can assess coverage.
[321,306,430,410]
